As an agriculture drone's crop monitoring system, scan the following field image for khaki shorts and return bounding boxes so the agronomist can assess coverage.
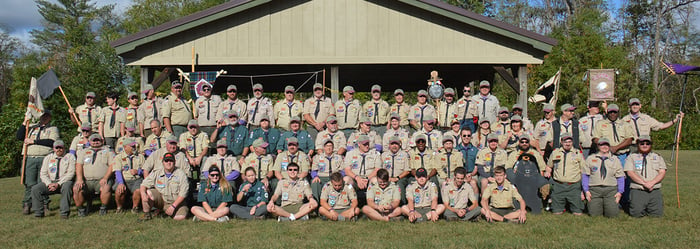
[282,203,303,214]
[85,179,112,195]
[416,207,432,216]
[112,179,143,192]
[490,207,515,217]
[150,189,188,217]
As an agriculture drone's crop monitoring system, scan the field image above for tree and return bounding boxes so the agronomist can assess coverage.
[121,0,227,35]
[0,25,23,106]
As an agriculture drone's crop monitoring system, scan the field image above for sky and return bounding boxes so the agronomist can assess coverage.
[1,0,698,48]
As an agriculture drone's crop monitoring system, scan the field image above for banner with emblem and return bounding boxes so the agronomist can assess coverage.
[588,69,615,101]
[177,69,227,98]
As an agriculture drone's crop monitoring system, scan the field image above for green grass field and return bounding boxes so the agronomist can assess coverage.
[1,150,698,248]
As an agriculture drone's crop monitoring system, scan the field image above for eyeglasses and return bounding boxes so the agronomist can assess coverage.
[253,89,262,92]
[360,142,370,146]
[639,141,651,146]
[82,129,91,132]
[285,91,294,94]
[462,134,471,137]
[288,143,298,147]
[91,139,101,142]
[210,174,220,177]
[519,140,529,144]
[129,97,138,100]
[328,121,337,124]
[188,126,197,129]
[227,90,236,93]
[54,147,64,149]
[287,168,299,172]
[163,160,175,163]
[202,88,211,92]
[173,86,182,89]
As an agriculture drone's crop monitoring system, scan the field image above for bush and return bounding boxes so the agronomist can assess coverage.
[0,106,27,178]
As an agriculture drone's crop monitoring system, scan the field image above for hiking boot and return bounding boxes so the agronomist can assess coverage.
[78,208,87,217]
[138,212,152,222]
[22,203,31,215]
[99,206,107,216]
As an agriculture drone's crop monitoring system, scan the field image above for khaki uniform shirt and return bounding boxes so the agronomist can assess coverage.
[125,106,139,128]
[202,154,240,175]
[389,102,411,126]
[274,178,312,207]
[580,114,604,148]
[347,131,381,149]
[321,182,357,210]
[303,96,335,127]
[162,93,193,126]
[243,153,275,180]
[498,130,534,154]
[77,146,114,180]
[141,168,189,203]
[437,100,458,128]
[455,97,478,123]
[25,125,59,156]
[621,113,665,142]
[179,132,210,158]
[112,152,146,181]
[75,104,101,131]
[100,106,126,138]
[482,180,522,209]
[69,134,90,154]
[115,135,145,154]
[584,153,624,187]
[471,130,491,149]
[363,99,390,126]
[40,153,75,186]
[506,148,546,172]
[274,151,311,178]
[547,148,585,183]
[492,120,512,137]
[137,97,164,130]
[408,103,436,130]
[408,148,436,170]
[433,149,464,179]
[143,149,191,178]
[216,98,247,121]
[592,119,634,154]
[410,129,443,151]
[470,94,500,124]
[343,149,381,177]
[406,181,438,208]
[246,97,275,126]
[624,152,666,190]
[315,130,347,154]
[382,127,410,151]
[142,130,172,153]
[312,153,345,178]
[194,95,222,127]
[380,150,411,178]
[534,119,554,150]
[367,183,400,206]
[475,148,508,176]
[441,182,477,209]
[273,99,304,131]
[334,99,361,130]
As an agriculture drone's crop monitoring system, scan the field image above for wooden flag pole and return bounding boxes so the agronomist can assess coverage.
[20,119,30,185]
[58,86,79,125]
[674,115,683,208]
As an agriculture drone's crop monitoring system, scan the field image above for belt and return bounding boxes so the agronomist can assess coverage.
[554,180,577,185]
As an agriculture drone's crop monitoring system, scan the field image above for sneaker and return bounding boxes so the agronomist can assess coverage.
[138,212,153,222]
[253,216,265,220]
[192,216,200,222]
[22,203,31,215]
[337,215,345,221]
[415,217,426,223]
[299,215,309,221]
[216,216,230,223]
[99,206,108,216]
[115,208,124,214]
[78,208,87,217]
[131,207,140,214]
[277,216,290,222]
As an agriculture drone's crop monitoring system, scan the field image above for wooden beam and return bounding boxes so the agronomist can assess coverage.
[517,65,529,118]
[493,66,519,93]
[151,67,176,90]
[331,66,339,102]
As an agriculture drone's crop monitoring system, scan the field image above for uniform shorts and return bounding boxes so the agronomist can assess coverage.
[490,207,516,217]
[415,207,432,216]
[84,179,113,195]
[282,203,303,214]
[112,179,143,192]
[149,189,188,217]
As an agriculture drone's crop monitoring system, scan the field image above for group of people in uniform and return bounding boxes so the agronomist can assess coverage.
[18,79,681,222]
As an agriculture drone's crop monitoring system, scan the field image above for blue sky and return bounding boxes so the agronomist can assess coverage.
[1,0,698,48]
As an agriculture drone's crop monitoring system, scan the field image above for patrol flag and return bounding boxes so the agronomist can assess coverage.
[36,68,61,99]
[26,77,44,120]
[662,61,700,75]
[529,69,561,105]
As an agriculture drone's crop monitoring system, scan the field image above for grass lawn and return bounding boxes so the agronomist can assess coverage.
[1,150,698,248]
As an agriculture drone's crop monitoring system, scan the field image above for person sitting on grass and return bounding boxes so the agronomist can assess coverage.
[267,162,318,222]
[139,152,189,221]
[191,166,233,222]
[402,168,444,223]
[362,169,403,221]
[441,167,481,221]
[319,172,360,221]
[230,167,269,220]
[480,166,527,223]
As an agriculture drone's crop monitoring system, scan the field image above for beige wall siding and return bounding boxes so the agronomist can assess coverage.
[125,0,543,66]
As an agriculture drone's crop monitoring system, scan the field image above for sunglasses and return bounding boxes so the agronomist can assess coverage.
[202,88,211,92]
[463,89,471,93]
[287,168,299,172]
[360,142,370,146]
[82,129,91,132]
[91,139,101,142]
[164,159,175,163]
[519,140,529,144]
[129,96,138,100]
[639,141,651,146]
[227,90,236,93]
[86,96,95,99]
[285,91,294,94]
[253,89,262,92]
[188,126,198,129]
[288,143,298,147]
[314,88,323,91]
[210,174,220,177]
[54,146,64,149]
[173,86,182,89]
[462,134,471,137]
